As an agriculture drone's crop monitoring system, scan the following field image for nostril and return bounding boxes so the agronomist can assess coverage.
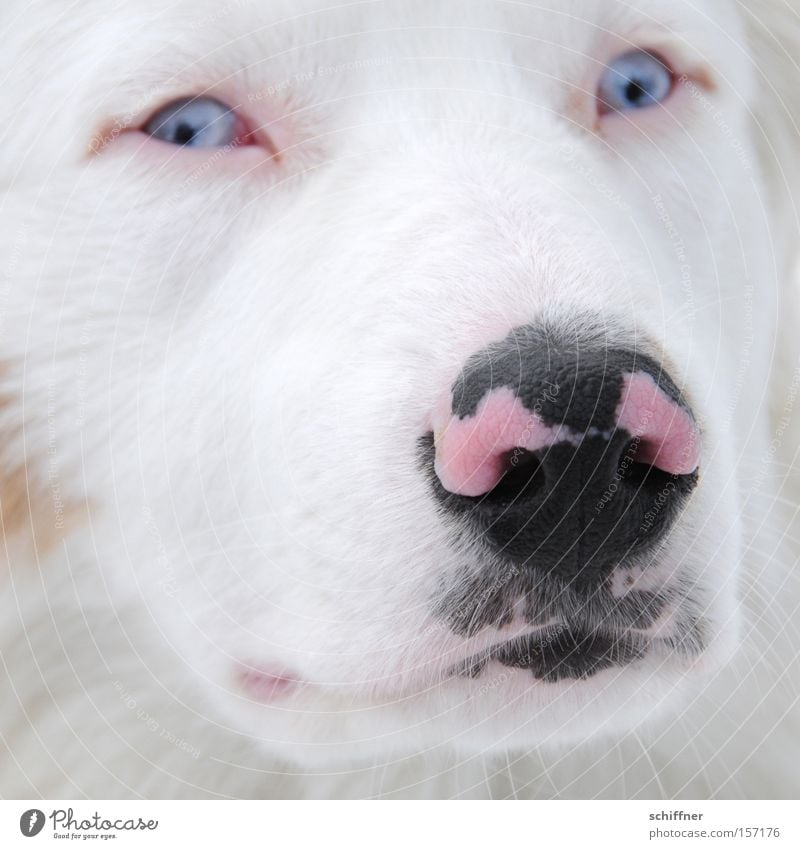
[617,438,680,491]
[617,438,645,479]
[483,449,547,502]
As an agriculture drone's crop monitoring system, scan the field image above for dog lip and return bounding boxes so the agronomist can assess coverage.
[451,625,647,682]
[237,663,301,701]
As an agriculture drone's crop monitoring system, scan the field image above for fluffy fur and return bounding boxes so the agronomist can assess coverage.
[1,0,800,798]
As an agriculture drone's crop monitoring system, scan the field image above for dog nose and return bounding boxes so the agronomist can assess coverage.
[434,368,699,498]
[428,326,700,577]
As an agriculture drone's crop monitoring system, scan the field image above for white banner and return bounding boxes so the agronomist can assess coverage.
[1,800,797,848]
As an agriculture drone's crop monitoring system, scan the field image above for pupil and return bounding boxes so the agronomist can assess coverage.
[173,121,197,145]
[625,78,648,105]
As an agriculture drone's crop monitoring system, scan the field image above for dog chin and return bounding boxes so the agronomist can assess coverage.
[209,597,737,766]
[212,654,712,768]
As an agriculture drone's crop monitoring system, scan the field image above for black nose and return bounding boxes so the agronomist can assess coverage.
[424,325,700,584]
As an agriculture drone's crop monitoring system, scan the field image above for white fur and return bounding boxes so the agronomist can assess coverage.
[1,0,800,798]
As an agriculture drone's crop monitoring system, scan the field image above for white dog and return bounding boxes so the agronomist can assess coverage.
[1,0,799,799]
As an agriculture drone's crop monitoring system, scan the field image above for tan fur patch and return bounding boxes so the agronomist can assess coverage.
[0,407,83,559]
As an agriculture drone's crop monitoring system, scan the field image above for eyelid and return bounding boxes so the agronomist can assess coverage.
[591,46,721,133]
[89,95,281,159]
[620,38,717,93]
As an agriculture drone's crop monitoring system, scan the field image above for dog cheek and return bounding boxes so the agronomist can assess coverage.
[0,371,84,563]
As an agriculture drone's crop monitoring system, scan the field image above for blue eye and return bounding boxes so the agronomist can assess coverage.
[597,51,673,114]
[143,96,242,147]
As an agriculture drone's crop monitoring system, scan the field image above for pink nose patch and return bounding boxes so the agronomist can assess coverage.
[615,372,700,476]
[433,387,560,497]
[432,371,699,497]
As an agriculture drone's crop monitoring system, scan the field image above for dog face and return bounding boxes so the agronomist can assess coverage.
[0,0,792,765]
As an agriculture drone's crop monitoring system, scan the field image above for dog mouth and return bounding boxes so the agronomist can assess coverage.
[450,625,648,682]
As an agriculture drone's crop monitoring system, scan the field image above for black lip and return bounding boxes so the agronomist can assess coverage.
[454,626,646,682]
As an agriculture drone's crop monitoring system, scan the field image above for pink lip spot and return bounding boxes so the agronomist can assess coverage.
[237,664,299,701]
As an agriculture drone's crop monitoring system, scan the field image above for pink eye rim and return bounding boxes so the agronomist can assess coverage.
[90,94,281,160]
